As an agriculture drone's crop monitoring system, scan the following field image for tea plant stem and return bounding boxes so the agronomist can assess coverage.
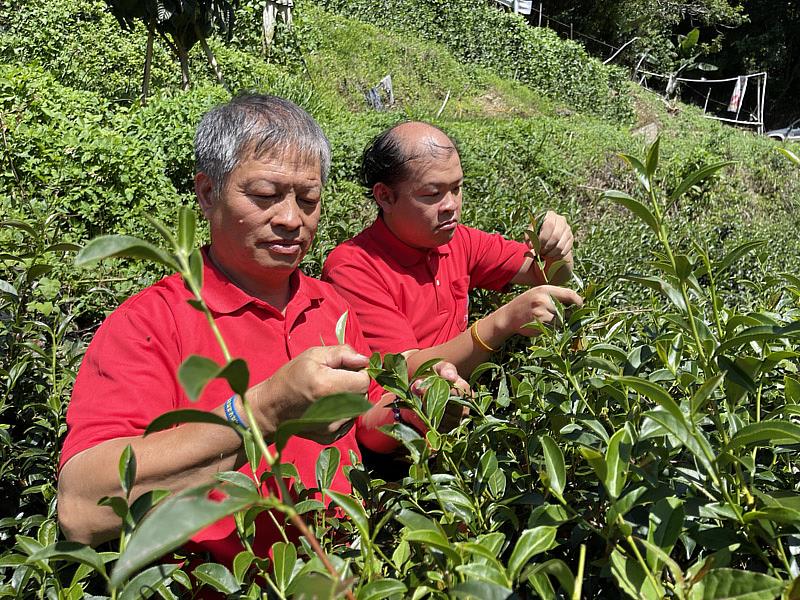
[565,370,595,416]
[649,188,708,371]
[697,244,724,338]
[622,526,661,594]
[572,544,585,600]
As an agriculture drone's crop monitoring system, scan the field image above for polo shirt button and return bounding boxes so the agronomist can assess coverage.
[436,280,440,286]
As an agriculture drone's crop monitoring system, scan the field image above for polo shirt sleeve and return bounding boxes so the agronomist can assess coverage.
[324,259,420,355]
[60,292,182,470]
[459,225,529,291]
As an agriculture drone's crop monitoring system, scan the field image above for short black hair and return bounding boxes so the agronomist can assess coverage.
[360,122,458,199]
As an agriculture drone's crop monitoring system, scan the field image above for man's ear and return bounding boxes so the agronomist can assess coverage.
[195,172,215,218]
[373,182,396,214]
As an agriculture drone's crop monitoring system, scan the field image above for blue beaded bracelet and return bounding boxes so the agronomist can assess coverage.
[224,395,247,429]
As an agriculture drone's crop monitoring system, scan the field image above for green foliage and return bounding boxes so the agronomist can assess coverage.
[312,0,632,121]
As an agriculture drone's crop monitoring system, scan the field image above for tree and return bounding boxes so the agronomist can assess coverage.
[105,0,238,99]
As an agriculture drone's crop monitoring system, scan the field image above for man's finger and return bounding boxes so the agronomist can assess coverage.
[544,285,584,308]
[320,344,371,371]
[432,360,460,384]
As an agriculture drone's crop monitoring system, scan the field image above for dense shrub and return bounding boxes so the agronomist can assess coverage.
[311,0,632,121]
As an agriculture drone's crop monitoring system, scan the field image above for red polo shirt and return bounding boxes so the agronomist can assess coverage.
[322,218,528,354]
[61,250,389,565]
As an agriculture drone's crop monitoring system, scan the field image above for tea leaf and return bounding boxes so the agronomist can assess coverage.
[177,355,249,401]
[144,409,233,435]
[603,190,659,234]
[508,526,557,581]
[645,136,660,178]
[724,421,800,451]
[118,564,179,600]
[358,579,408,600]
[177,206,196,255]
[540,435,566,497]
[327,490,369,540]
[193,563,240,595]
[28,542,108,580]
[273,393,371,450]
[270,542,297,592]
[335,310,348,345]
[111,484,259,588]
[618,153,651,192]
[686,568,782,600]
[610,548,664,599]
[316,447,340,491]
[76,235,178,271]
[669,161,733,202]
[118,445,136,498]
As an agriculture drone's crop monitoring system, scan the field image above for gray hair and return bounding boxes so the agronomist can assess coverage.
[194,94,331,198]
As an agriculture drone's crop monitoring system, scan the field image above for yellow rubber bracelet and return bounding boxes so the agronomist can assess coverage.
[470,320,497,353]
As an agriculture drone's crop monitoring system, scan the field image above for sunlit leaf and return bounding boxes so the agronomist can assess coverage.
[645,136,660,178]
[177,206,196,255]
[686,568,782,600]
[618,153,651,192]
[27,542,108,580]
[110,484,259,588]
[113,446,136,500]
[508,526,557,581]
[76,235,178,271]
[610,548,665,600]
[316,447,340,491]
[178,355,249,401]
[271,542,297,593]
[725,421,800,451]
[669,161,733,202]
[273,393,371,451]
[540,435,566,497]
[335,311,348,345]
[327,490,369,540]
[193,563,239,595]
[358,579,408,600]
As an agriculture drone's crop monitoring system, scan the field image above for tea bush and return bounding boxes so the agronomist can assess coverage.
[311,0,632,121]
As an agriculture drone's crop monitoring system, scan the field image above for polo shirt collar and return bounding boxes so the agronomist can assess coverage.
[368,217,450,267]
[200,247,324,316]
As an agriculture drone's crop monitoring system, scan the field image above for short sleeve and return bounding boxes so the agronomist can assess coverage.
[458,226,528,291]
[60,293,182,470]
[325,261,420,354]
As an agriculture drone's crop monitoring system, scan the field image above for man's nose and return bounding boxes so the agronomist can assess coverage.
[440,191,458,212]
[272,197,302,229]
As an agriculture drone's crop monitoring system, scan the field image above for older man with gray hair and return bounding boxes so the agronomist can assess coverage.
[57,94,461,564]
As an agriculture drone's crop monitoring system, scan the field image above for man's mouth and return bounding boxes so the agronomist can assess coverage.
[262,240,303,255]
[436,219,458,231]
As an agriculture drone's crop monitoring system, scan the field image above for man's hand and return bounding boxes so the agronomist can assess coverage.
[527,211,574,284]
[412,361,471,432]
[499,285,583,337]
[249,345,371,444]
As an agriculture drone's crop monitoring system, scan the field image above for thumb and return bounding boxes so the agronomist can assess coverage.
[432,360,460,384]
[322,345,371,371]
[544,285,584,308]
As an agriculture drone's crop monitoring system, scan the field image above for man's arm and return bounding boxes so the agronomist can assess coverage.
[58,345,370,547]
[510,210,575,287]
[406,285,583,377]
